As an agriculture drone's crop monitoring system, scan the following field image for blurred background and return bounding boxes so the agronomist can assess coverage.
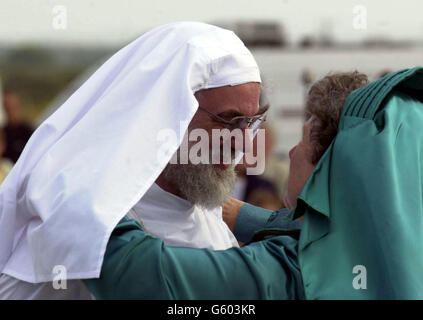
[0,0,422,207]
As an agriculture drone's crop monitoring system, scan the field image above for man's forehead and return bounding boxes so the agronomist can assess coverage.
[195,82,261,115]
[196,82,260,94]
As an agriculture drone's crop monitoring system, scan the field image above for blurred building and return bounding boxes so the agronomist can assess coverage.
[214,20,287,47]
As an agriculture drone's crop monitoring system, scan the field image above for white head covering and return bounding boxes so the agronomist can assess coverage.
[0,22,260,283]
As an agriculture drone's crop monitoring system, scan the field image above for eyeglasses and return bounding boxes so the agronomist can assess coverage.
[198,104,269,131]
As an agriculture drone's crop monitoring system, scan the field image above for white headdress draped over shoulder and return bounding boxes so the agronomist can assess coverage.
[0,22,261,283]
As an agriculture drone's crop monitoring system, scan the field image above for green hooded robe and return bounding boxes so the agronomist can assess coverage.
[85,67,423,300]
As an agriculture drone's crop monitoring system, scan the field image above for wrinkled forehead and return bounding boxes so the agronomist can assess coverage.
[195,82,261,116]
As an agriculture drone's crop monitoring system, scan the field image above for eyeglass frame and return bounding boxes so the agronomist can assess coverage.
[197,104,269,130]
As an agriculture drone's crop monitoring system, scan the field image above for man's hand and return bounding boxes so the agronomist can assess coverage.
[222,197,245,232]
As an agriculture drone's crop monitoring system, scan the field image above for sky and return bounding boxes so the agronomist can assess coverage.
[0,0,422,46]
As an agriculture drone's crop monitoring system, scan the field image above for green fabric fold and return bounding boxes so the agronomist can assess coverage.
[296,66,423,299]
[84,216,305,300]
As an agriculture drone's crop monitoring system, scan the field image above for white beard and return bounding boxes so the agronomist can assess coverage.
[162,162,236,209]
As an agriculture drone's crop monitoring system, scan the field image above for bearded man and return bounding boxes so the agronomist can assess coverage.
[83,68,423,300]
[128,82,266,250]
[0,21,270,299]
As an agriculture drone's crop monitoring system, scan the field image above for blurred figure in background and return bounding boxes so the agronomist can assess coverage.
[2,90,34,163]
[0,81,14,183]
[233,122,289,211]
[301,67,316,102]
[0,129,13,183]
[0,77,7,128]
[233,156,282,211]
[260,122,290,205]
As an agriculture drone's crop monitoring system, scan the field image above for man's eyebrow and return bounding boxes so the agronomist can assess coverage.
[217,104,269,118]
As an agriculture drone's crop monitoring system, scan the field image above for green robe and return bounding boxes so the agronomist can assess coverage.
[295,66,423,299]
[85,66,423,299]
[84,212,303,299]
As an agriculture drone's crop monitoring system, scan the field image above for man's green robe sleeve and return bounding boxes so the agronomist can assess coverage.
[234,204,302,243]
[83,216,305,300]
